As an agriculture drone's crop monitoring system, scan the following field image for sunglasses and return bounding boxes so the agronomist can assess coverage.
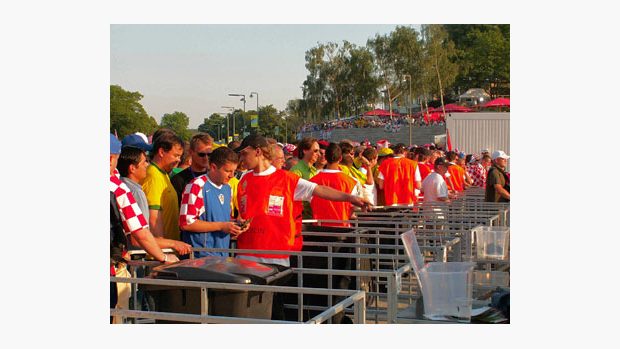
[197,152,209,158]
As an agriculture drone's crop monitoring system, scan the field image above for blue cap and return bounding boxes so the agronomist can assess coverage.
[110,133,122,154]
[122,134,152,152]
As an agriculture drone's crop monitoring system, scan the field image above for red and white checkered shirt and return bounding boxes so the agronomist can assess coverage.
[179,174,209,228]
[110,169,149,234]
[466,163,487,188]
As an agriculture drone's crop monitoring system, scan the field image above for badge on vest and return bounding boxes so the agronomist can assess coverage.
[267,195,284,217]
[218,193,225,205]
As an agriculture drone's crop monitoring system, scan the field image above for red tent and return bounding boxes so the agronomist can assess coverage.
[428,104,472,113]
[442,103,473,112]
[363,109,401,117]
[483,98,510,108]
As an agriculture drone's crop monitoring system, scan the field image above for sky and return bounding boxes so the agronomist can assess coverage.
[110,24,419,128]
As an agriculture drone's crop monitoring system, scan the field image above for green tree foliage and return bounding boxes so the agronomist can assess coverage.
[388,26,424,111]
[367,33,399,116]
[254,104,286,141]
[161,111,191,141]
[110,85,158,138]
[346,45,380,115]
[197,113,228,142]
[421,24,459,108]
[444,24,510,96]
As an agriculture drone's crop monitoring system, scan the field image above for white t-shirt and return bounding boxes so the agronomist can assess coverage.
[421,172,448,203]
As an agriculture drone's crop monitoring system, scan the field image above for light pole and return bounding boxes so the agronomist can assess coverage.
[221,106,235,141]
[249,92,259,132]
[403,74,412,147]
[228,93,246,137]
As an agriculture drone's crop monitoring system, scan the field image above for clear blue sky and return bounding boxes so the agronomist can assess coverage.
[111,24,420,128]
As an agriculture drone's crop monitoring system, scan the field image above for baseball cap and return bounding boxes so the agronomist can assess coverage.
[234,134,269,153]
[378,148,394,157]
[491,150,510,160]
[317,139,330,149]
[481,148,490,153]
[110,133,122,155]
[122,134,152,152]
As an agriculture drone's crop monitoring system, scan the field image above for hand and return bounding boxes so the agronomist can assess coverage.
[172,241,193,255]
[235,218,251,233]
[350,195,373,211]
[164,254,179,264]
[221,221,243,237]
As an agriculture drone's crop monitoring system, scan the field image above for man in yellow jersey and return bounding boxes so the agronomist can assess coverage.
[142,132,184,240]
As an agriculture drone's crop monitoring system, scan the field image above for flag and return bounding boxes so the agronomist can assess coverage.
[250,114,258,128]
[446,127,453,151]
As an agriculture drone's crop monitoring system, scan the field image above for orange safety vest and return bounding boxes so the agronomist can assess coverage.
[418,162,432,182]
[309,171,356,227]
[236,169,300,259]
[447,164,464,192]
[291,201,303,251]
[378,157,420,206]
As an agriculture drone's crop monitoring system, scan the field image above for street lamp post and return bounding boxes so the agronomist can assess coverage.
[228,93,246,137]
[221,106,235,141]
[404,74,412,147]
[249,92,259,133]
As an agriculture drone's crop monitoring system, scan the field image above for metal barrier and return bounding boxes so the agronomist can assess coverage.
[116,186,508,324]
[111,273,366,324]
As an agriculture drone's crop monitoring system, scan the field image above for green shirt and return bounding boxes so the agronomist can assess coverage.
[289,160,317,219]
[290,160,317,180]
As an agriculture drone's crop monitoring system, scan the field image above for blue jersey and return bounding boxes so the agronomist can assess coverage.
[181,179,232,258]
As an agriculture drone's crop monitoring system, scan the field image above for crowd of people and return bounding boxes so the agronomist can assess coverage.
[109,128,510,322]
[297,115,446,134]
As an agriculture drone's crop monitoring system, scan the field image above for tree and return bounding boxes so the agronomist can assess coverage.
[389,26,424,113]
[367,33,402,117]
[161,111,191,141]
[110,85,157,138]
[421,25,459,113]
[444,24,510,96]
[197,113,228,142]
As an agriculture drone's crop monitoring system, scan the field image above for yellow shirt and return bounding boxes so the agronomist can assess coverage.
[229,176,239,216]
[142,163,180,240]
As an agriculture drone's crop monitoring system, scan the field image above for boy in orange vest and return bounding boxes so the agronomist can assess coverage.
[377,144,422,206]
[309,143,360,227]
[235,134,372,268]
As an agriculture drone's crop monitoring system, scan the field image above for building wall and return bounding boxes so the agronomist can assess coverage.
[446,112,510,170]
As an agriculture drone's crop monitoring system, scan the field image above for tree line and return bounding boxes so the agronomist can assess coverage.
[110,24,509,143]
[288,24,509,123]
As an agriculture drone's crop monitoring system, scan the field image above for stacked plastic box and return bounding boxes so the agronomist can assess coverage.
[401,229,475,322]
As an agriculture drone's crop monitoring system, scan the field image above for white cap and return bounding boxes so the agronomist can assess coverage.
[492,150,510,160]
[481,148,490,153]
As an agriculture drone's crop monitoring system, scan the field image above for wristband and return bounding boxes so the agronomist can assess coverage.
[162,254,168,263]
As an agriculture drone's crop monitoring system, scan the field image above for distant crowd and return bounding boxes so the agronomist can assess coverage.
[298,116,445,134]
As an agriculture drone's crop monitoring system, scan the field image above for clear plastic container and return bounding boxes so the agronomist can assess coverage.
[474,270,510,287]
[473,226,510,260]
[401,229,475,322]
[419,262,475,321]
